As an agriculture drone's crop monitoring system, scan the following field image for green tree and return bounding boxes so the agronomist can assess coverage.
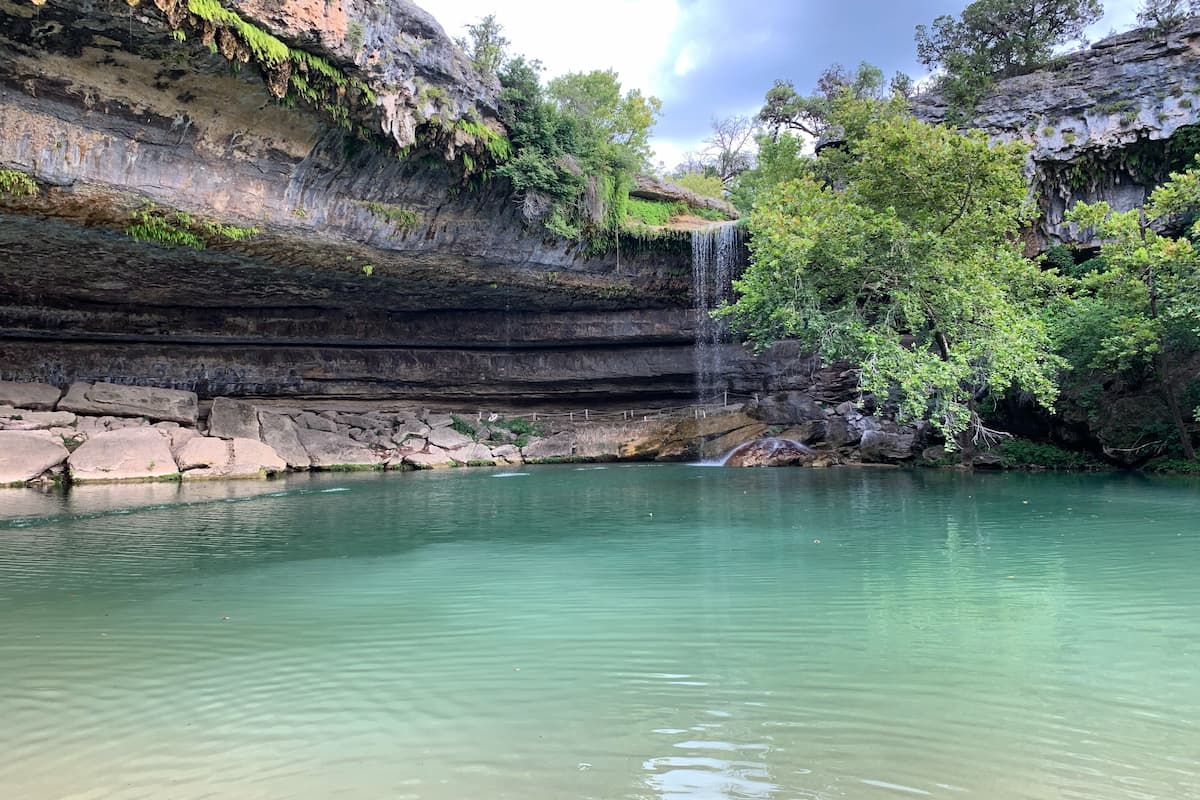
[916,0,1103,114]
[456,14,509,79]
[759,62,908,140]
[547,70,662,169]
[732,63,909,212]
[669,171,726,199]
[721,116,1063,443]
[1064,167,1200,459]
[1137,0,1197,38]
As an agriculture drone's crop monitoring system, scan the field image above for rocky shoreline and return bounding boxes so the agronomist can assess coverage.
[0,380,953,488]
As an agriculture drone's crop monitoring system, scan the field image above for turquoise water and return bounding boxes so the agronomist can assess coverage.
[1,466,1198,800]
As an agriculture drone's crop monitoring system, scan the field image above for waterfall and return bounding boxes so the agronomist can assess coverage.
[691,222,744,405]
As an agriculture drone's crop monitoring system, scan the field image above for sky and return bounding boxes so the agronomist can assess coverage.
[420,0,1144,170]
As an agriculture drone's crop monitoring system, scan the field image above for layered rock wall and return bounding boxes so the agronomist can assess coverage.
[917,18,1200,246]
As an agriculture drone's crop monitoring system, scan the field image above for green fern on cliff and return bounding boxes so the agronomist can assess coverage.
[127,204,258,249]
[0,169,37,197]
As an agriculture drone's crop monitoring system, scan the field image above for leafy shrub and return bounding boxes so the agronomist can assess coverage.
[450,416,477,438]
[999,438,1096,469]
[0,169,37,197]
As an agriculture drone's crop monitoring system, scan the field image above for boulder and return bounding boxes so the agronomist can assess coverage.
[259,412,312,469]
[425,413,454,428]
[779,420,828,445]
[455,443,495,465]
[749,391,826,425]
[68,428,179,483]
[0,381,62,410]
[335,414,379,429]
[59,382,199,425]
[297,428,385,470]
[724,438,816,468]
[0,430,70,485]
[175,436,229,470]
[298,412,339,433]
[859,430,918,463]
[522,432,576,461]
[393,419,432,440]
[490,444,522,464]
[0,406,76,430]
[207,397,262,440]
[427,427,474,450]
[404,446,455,469]
[164,427,200,452]
[177,437,287,480]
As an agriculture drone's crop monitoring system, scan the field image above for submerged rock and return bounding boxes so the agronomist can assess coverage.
[723,438,817,468]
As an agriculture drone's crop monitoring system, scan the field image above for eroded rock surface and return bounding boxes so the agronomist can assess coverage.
[68,429,180,483]
[916,19,1200,246]
[0,430,69,485]
[59,383,199,425]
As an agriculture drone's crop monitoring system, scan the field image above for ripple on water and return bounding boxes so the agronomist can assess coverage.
[1,467,1199,800]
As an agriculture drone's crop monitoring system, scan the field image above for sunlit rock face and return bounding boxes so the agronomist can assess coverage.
[916,19,1200,247]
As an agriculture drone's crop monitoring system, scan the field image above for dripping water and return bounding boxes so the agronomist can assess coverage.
[691,222,744,405]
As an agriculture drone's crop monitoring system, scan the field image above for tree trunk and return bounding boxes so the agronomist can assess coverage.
[1158,355,1196,461]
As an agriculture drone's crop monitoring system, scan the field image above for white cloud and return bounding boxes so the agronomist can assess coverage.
[419,0,682,96]
[672,45,697,78]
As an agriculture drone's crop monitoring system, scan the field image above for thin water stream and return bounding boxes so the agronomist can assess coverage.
[2,467,1198,800]
[691,223,744,404]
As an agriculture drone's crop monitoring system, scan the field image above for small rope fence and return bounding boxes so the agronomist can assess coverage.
[458,391,765,426]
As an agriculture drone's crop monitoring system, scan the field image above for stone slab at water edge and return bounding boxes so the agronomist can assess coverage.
[0,380,955,488]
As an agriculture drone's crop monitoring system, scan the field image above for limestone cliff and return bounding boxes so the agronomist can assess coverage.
[917,18,1200,247]
[0,0,748,402]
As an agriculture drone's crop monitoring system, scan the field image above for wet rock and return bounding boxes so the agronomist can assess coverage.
[0,381,62,410]
[0,430,70,485]
[702,424,771,462]
[297,428,384,470]
[68,429,179,483]
[970,451,1007,470]
[427,427,473,450]
[724,438,816,468]
[921,445,948,463]
[208,398,262,440]
[859,430,918,463]
[779,420,828,445]
[59,382,199,425]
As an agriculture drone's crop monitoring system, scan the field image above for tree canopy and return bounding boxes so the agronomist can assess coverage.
[1063,165,1200,459]
[916,0,1103,115]
[721,115,1063,442]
